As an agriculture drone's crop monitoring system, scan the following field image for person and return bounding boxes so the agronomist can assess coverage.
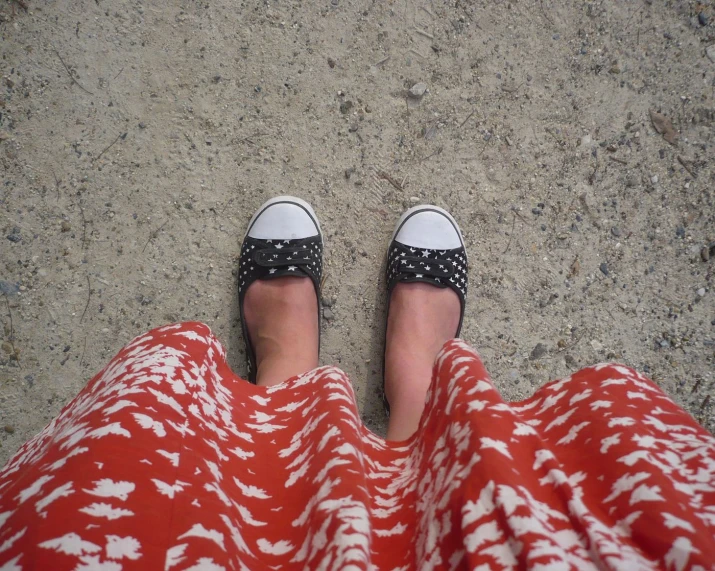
[0,196,713,570]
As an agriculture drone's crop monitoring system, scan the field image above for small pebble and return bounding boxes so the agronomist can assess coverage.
[339,100,353,114]
[697,288,706,298]
[529,343,548,360]
[590,340,603,352]
[599,262,609,276]
[531,208,542,216]
[323,308,335,321]
[3,425,14,434]
[6,234,20,243]
[61,220,71,232]
[409,196,420,203]
[675,226,686,239]
[702,246,711,262]
[321,297,333,308]
[611,227,621,237]
[0,281,19,296]
[651,174,658,184]
[698,11,708,26]
[408,82,428,98]
[660,339,671,349]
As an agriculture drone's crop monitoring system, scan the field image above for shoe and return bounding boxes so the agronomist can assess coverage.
[238,196,323,383]
[382,204,468,413]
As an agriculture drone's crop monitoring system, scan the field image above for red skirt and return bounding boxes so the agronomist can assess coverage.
[1,322,713,570]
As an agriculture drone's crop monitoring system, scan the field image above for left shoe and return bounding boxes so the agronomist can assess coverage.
[382,204,468,413]
[238,196,323,383]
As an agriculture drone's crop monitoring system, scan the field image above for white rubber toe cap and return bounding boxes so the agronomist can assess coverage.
[246,196,321,240]
[392,205,464,250]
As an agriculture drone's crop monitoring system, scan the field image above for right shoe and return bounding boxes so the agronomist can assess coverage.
[237,196,323,383]
[382,204,469,414]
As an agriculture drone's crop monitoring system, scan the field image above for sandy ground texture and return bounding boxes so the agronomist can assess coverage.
[1,0,714,465]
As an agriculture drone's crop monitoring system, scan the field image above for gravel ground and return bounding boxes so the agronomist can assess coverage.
[1,0,713,464]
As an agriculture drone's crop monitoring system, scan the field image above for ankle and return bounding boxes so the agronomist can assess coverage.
[243,277,319,386]
[253,330,318,386]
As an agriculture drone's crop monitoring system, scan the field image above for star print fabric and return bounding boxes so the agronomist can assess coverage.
[387,241,468,301]
[237,236,323,302]
[1,322,714,570]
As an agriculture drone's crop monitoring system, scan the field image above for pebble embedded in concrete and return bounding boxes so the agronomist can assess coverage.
[408,83,428,98]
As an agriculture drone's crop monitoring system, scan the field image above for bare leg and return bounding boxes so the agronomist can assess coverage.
[243,277,319,387]
[384,282,461,441]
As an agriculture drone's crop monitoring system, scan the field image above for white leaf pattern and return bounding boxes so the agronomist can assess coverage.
[178,524,226,550]
[35,482,74,513]
[79,503,134,520]
[132,413,167,437]
[105,535,141,560]
[0,529,26,554]
[165,544,188,570]
[151,479,190,499]
[83,479,135,501]
[38,533,101,556]
[15,475,54,504]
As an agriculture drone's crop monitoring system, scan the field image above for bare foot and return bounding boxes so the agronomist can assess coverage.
[243,276,319,387]
[384,282,460,441]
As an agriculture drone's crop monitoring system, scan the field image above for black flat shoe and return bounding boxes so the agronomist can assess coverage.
[382,204,468,414]
[238,196,323,383]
